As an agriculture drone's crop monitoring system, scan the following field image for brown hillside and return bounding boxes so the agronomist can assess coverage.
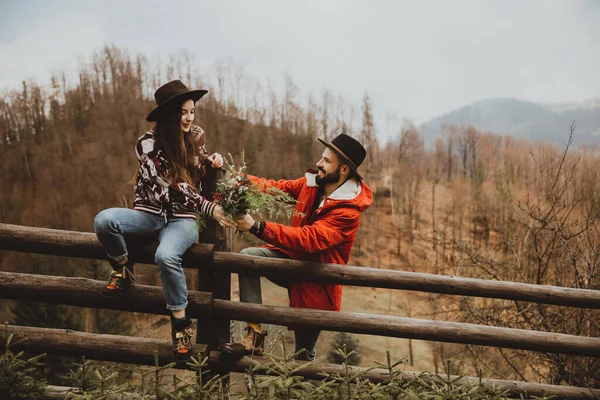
[1,46,599,388]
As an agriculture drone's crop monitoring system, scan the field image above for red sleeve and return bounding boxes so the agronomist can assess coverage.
[248,175,305,199]
[259,208,360,253]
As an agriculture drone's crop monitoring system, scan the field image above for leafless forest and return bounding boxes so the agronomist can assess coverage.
[1,46,598,388]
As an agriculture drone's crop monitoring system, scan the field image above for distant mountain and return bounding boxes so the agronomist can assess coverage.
[421,97,600,147]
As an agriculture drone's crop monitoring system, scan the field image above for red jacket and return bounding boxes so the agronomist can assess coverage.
[250,170,373,311]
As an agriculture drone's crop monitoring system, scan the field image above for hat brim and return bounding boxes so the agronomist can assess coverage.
[146,89,208,122]
[318,138,363,181]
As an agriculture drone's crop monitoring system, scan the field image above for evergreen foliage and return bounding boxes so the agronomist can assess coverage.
[0,323,47,400]
[214,152,297,222]
[65,357,130,399]
[1,325,559,399]
[327,332,361,366]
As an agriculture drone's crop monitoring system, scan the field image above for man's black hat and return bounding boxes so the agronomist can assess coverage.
[318,134,367,180]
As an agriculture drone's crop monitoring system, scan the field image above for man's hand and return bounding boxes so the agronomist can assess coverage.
[207,153,224,168]
[213,205,234,228]
[236,213,255,232]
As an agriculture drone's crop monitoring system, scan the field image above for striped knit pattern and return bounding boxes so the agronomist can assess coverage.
[132,127,215,220]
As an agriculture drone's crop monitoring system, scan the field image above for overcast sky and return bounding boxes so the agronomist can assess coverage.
[1,0,599,138]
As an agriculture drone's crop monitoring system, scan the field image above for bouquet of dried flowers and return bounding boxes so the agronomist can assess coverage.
[213,152,296,231]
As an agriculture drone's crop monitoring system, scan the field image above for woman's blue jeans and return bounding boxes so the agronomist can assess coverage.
[93,208,198,311]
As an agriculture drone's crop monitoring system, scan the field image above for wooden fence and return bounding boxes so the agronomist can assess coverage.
[1,221,599,399]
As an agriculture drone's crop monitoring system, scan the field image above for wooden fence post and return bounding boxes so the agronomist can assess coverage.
[197,167,232,350]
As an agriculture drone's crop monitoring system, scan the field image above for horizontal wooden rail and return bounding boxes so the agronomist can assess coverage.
[2,223,600,309]
[213,300,600,357]
[0,271,212,319]
[5,325,599,400]
[2,271,599,357]
[0,223,214,265]
[215,252,600,309]
[4,324,200,366]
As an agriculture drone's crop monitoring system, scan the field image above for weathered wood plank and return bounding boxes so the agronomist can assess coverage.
[212,299,600,357]
[0,223,214,265]
[2,271,600,358]
[0,271,212,318]
[4,324,197,366]
[197,167,232,349]
[2,223,599,310]
[214,252,600,309]
[6,325,599,400]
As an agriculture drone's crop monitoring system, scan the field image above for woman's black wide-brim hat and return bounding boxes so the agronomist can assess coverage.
[146,80,208,122]
[318,133,367,180]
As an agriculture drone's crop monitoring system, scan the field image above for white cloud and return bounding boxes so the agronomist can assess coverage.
[0,10,109,90]
[1,0,598,132]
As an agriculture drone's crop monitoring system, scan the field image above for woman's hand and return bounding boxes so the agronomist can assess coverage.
[207,153,224,169]
[213,205,234,228]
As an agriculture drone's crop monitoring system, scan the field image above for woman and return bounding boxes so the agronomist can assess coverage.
[93,80,232,362]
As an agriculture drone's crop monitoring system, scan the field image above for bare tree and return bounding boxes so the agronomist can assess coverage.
[454,125,600,387]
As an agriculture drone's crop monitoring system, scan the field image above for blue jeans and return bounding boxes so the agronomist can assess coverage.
[93,208,198,311]
[239,247,321,361]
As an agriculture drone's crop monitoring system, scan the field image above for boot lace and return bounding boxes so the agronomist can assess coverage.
[175,327,194,353]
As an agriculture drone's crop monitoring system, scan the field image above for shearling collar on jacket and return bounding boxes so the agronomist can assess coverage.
[305,171,362,208]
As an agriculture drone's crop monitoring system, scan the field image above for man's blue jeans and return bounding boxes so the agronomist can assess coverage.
[239,247,321,361]
[93,208,198,311]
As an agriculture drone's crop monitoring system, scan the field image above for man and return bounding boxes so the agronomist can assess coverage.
[220,133,373,361]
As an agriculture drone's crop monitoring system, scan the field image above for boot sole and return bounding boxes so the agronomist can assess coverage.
[173,352,193,363]
[219,342,263,359]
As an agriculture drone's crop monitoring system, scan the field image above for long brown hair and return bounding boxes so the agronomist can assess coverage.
[153,98,200,188]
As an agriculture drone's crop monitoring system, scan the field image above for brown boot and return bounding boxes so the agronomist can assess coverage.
[171,316,194,363]
[101,260,135,299]
[219,326,267,359]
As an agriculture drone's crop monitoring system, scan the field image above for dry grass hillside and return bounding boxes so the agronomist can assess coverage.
[1,47,599,388]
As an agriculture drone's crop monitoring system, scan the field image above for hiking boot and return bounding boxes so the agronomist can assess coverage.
[219,326,268,359]
[171,316,194,363]
[101,259,135,299]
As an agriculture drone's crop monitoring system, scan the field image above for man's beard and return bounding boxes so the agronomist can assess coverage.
[315,166,341,186]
